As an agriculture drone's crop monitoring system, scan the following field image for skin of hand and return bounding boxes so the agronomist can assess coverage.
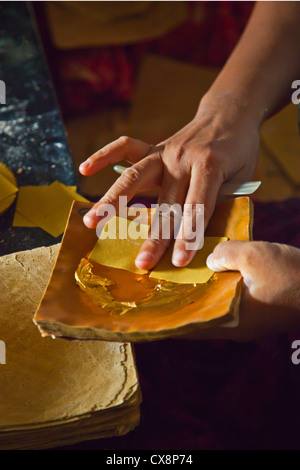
[79,2,300,271]
[80,100,260,269]
[183,241,300,342]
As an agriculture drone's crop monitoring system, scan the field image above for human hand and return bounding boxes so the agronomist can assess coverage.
[186,241,300,342]
[79,95,260,270]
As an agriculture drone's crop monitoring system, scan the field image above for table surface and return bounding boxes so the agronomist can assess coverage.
[0,1,77,256]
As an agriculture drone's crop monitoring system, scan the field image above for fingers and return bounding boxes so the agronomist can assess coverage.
[206,240,246,272]
[206,240,270,279]
[135,170,189,270]
[171,159,224,267]
[83,154,162,228]
[79,136,153,176]
[136,149,225,270]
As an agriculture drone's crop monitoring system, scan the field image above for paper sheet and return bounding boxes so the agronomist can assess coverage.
[0,169,18,214]
[89,216,227,284]
[0,171,18,200]
[149,236,228,284]
[88,216,149,275]
[13,181,89,237]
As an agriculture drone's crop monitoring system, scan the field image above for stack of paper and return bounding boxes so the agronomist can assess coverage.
[0,244,140,449]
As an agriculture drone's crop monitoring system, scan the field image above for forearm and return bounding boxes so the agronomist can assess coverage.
[200,1,300,126]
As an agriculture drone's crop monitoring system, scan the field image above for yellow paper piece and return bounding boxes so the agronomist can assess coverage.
[88,216,149,275]
[0,172,18,201]
[0,195,17,215]
[13,181,89,237]
[13,210,35,227]
[0,164,18,215]
[64,185,80,196]
[13,185,80,228]
[13,186,49,228]
[89,216,228,283]
[149,237,228,284]
[0,162,17,186]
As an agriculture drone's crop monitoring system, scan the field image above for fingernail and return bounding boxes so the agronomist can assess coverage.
[135,251,152,269]
[172,250,188,267]
[83,210,97,226]
[206,253,215,271]
[79,161,90,172]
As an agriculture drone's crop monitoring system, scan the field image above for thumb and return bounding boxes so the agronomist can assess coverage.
[206,240,251,272]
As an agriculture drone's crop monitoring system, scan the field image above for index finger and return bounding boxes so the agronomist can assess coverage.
[79,136,152,176]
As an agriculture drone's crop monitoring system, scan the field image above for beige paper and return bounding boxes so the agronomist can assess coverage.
[0,244,140,448]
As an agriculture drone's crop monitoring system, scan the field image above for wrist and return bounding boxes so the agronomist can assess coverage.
[196,89,262,132]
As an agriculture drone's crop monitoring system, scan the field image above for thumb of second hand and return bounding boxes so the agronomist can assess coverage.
[206,240,249,273]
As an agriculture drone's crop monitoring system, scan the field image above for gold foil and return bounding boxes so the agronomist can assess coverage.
[75,257,204,316]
